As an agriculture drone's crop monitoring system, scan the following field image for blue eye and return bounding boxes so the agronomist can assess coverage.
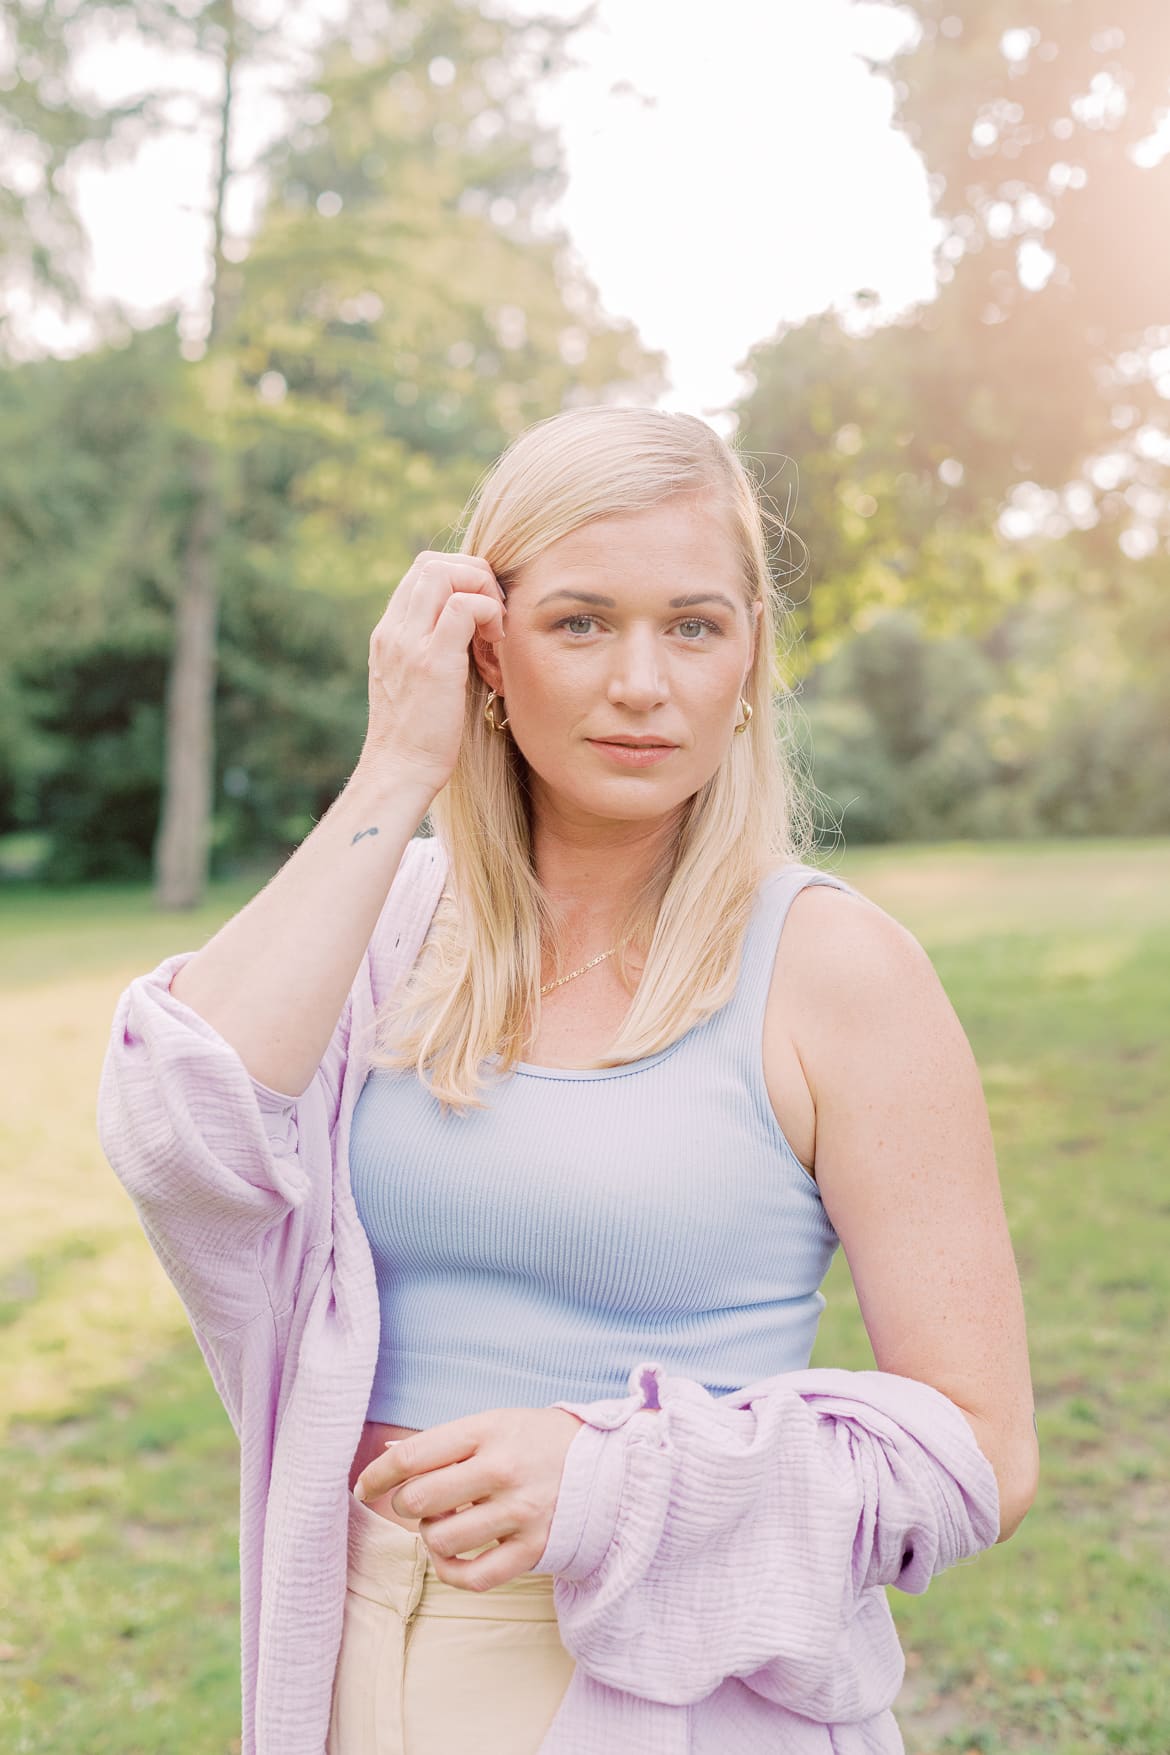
[554,615,722,639]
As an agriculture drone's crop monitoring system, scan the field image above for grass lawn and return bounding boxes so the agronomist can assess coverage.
[1,838,1168,1753]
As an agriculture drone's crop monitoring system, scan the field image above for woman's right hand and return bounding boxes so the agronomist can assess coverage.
[359,550,507,799]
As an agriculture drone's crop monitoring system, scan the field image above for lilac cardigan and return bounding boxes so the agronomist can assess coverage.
[97,834,1000,1755]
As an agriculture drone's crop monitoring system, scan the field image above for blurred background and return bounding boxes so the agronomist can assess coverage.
[1,3,1167,1752]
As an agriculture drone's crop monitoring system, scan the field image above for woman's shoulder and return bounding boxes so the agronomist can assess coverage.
[769,862,915,955]
[761,867,942,1161]
[769,866,939,1036]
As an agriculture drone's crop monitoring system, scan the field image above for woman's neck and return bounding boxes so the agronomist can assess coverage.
[530,810,680,935]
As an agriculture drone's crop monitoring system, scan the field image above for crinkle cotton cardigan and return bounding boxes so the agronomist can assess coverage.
[97,833,1000,1755]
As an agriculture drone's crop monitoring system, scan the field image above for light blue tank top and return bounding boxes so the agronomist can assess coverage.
[349,863,858,1428]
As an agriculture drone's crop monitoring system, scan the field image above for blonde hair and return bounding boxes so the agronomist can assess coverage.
[370,404,825,1113]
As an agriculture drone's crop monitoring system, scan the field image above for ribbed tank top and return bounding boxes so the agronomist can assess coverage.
[349,863,859,1428]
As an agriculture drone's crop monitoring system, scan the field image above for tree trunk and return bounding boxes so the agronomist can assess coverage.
[152,5,236,910]
[154,443,221,908]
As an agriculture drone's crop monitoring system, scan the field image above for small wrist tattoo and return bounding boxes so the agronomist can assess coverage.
[352,826,379,844]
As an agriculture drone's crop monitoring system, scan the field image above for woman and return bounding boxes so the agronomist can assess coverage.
[100,405,1037,1755]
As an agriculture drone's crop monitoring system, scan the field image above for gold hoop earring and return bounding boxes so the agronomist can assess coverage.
[733,697,753,735]
[484,688,510,733]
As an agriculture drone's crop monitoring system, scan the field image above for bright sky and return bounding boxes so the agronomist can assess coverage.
[520,0,933,432]
[62,0,933,440]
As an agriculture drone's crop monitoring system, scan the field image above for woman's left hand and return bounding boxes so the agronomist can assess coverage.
[352,1405,586,1591]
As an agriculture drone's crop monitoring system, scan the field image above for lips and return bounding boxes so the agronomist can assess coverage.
[587,738,679,766]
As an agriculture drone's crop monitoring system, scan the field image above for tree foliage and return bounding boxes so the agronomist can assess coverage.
[730,0,1169,838]
[736,0,1169,661]
[884,0,1170,504]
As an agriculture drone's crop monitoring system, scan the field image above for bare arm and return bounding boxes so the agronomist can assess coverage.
[780,884,1040,1543]
[167,767,435,1097]
[167,548,507,1097]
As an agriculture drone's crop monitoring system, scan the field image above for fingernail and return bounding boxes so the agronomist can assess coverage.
[353,1480,367,1503]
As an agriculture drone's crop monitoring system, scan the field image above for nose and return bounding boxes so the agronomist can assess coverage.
[605,626,669,711]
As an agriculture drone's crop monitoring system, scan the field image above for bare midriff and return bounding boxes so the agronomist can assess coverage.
[349,1420,428,1531]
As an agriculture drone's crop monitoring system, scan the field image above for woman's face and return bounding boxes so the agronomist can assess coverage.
[472,493,762,829]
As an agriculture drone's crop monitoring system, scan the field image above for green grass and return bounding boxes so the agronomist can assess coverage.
[1,838,1168,1753]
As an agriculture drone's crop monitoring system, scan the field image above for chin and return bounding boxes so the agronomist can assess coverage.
[560,779,698,826]
[525,747,707,818]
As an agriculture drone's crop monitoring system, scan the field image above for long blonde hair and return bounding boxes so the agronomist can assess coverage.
[370,404,825,1113]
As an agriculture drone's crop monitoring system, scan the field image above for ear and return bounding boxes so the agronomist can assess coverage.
[470,632,503,695]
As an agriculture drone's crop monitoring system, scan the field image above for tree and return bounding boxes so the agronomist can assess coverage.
[221,2,664,606]
[0,328,187,876]
[731,304,1026,671]
[874,0,1170,542]
[2,0,339,901]
[731,0,1169,661]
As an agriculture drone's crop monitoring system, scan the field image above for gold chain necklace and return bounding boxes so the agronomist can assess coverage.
[539,945,619,996]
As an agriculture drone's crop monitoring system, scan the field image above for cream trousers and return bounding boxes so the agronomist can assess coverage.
[327,1488,577,1755]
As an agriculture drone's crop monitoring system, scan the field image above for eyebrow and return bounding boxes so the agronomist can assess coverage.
[535,589,740,613]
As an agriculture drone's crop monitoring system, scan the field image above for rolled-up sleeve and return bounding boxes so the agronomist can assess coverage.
[97,953,347,1336]
[534,1363,1001,1724]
